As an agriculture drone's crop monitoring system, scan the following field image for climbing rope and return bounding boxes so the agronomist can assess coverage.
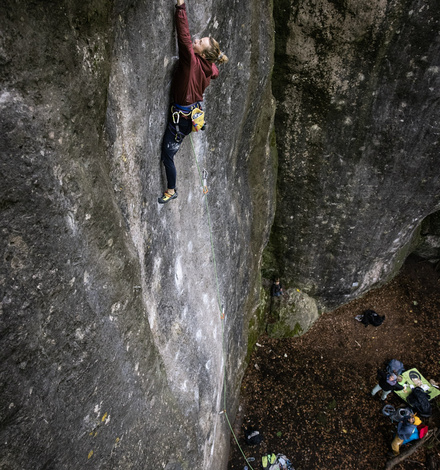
[189,135,255,470]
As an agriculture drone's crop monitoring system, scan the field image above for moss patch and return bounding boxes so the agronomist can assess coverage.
[267,320,303,338]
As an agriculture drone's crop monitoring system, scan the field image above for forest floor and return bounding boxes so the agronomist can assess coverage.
[228,256,440,470]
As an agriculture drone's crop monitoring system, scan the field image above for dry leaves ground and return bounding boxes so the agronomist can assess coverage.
[228,257,440,470]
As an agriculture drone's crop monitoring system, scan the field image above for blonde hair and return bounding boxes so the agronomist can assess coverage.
[203,37,229,65]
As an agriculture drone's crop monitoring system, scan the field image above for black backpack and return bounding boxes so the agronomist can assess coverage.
[244,427,263,446]
[407,387,432,418]
[361,309,385,327]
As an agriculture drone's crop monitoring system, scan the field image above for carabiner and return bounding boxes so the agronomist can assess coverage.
[172,111,180,124]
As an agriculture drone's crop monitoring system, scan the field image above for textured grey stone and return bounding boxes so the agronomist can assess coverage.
[0,0,274,469]
[412,211,440,263]
[2,0,440,468]
[268,0,440,309]
[267,288,319,338]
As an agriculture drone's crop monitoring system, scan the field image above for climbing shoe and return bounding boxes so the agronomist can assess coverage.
[262,455,268,469]
[268,453,276,464]
[158,190,178,204]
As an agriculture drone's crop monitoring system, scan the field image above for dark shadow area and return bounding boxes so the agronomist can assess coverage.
[229,256,440,469]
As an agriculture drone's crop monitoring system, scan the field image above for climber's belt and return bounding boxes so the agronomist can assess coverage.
[172,102,202,117]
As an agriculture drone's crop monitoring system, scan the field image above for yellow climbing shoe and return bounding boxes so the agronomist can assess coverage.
[158,190,178,204]
[262,455,268,469]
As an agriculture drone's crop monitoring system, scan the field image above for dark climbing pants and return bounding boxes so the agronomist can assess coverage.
[161,117,192,190]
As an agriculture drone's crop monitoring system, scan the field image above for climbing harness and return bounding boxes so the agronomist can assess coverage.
[189,134,256,470]
[171,102,205,141]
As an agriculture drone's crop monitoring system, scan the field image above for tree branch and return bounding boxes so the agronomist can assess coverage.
[385,428,439,470]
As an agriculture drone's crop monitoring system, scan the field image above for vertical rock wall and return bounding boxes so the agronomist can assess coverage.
[0,0,275,469]
[3,0,439,466]
[106,0,275,467]
[268,0,440,310]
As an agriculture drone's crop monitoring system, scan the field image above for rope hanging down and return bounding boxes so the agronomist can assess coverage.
[189,135,255,470]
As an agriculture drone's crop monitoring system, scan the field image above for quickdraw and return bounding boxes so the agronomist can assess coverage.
[203,169,209,194]
[171,108,187,142]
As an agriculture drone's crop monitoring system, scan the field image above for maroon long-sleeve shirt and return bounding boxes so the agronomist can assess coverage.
[171,4,218,106]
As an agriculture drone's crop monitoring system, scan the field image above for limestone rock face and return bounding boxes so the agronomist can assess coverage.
[267,288,320,338]
[0,0,274,469]
[268,0,440,308]
[2,0,440,467]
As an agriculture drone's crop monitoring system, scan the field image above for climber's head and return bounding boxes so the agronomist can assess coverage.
[193,37,211,56]
[193,37,229,65]
[405,415,415,425]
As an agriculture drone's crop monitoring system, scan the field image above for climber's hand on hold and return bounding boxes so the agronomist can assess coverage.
[176,0,185,6]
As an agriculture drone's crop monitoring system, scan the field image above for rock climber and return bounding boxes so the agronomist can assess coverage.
[271,278,283,297]
[371,370,405,400]
[158,0,228,204]
[390,413,421,456]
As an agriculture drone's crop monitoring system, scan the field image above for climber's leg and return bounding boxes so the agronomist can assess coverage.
[159,117,192,202]
[160,125,181,191]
